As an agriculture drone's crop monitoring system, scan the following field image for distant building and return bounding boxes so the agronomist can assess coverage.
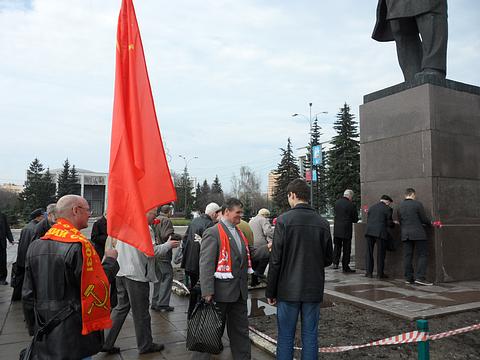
[50,169,108,217]
[0,183,23,194]
[267,171,279,199]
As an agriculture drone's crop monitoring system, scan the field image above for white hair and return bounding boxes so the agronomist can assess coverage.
[343,189,354,199]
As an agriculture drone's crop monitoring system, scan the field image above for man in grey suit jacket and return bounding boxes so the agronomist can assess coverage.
[398,188,432,285]
[372,0,448,81]
[199,198,251,360]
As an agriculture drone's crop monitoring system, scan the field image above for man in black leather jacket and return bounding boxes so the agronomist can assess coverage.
[266,179,333,359]
[22,195,119,359]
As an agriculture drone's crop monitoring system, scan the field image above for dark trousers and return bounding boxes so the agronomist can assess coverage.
[11,265,24,301]
[251,244,270,275]
[0,244,7,282]
[186,271,200,319]
[365,235,386,275]
[104,276,152,352]
[390,11,448,81]
[403,240,428,281]
[193,297,251,360]
[333,237,352,269]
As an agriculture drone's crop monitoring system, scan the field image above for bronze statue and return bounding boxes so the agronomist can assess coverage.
[372,0,448,82]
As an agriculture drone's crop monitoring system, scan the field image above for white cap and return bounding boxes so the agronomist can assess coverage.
[205,202,221,215]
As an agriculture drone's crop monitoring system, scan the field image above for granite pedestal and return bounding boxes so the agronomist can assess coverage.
[355,77,480,283]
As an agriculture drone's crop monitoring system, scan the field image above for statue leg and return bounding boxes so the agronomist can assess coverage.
[416,12,448,76]
[390,18,422,82]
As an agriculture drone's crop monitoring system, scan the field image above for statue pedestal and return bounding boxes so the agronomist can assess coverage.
[355,77,480,282]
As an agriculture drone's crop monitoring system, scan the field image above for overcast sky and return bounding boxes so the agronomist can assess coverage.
[1,0,479,192]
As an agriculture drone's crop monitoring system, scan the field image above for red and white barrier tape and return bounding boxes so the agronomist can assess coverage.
[249,322,480,353]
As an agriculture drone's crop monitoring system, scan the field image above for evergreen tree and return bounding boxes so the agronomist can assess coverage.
[69,165,81,195]
[272,138,301,212]
[19,158,56,217]
[326,103,360,209]
[174,167,195,218]
[210,175,225,206]
[57,158,71,199]
[196,179,211,213]
[194,183,202,211]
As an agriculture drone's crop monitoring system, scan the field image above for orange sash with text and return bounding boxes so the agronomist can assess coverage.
[41,218,112,335]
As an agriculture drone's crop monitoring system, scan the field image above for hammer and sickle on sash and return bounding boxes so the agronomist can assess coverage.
[84,280,109,314]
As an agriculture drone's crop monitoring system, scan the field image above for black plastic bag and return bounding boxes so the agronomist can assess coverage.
[186,300,224,354]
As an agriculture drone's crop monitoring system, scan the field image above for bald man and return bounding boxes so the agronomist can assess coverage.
[22,195,119,360]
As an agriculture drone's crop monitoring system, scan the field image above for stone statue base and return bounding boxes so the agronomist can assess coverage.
[355,77,480,282]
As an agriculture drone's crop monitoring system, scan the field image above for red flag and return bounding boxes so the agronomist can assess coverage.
[107,0,176,256]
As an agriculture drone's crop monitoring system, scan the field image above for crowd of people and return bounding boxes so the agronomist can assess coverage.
[0,179,436,360]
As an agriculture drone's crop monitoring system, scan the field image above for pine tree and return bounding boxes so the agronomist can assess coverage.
[174,167,195,218]
[19,158,56,216]
[210,175,225,206]
[272,138,301,212]
[57,158,71,199]
[196,179,211,213]
[326,103,360,209]
[69,165,81,195]
[194,183,202,211]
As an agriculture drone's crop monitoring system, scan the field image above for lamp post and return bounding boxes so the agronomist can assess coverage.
[292,104,327,207]
[178,155,198,216]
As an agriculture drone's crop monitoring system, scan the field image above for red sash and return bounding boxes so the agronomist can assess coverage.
[215,223,253,279]
[41,218,112,335]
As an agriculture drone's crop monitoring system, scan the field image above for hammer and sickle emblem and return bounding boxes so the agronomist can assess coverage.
[83,280,109,314]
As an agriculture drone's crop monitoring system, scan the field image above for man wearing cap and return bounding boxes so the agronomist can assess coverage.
[151,204,180,312]
[364,195,395,279]
[11,208,44,300]
[33,203,56,239]
[0,210,14,285]
[182,202,222,289]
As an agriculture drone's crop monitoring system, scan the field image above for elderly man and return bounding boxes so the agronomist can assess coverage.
[333,189,358,273]
[22,195,119,359]
[248,209,274,286]
[33,203,56,239]
[199,198,252,359]
[102,208,178,355]
[152,204,180,312]
[372,0,448,81]
[182,202,222,289]
[0,210,14,285]
[12,208,44,300]
[364,195,395,279]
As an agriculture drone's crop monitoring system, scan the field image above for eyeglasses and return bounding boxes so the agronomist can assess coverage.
[77,206,92,214]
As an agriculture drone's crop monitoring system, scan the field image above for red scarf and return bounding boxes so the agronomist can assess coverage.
[41,218,112,335]
[215,223,253,279]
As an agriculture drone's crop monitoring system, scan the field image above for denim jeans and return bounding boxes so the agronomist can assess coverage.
[403,240,428,281]
[277,301,321,360]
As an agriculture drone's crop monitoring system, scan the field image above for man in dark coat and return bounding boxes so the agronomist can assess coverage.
[33,203,56,239]
[182,202,221,288]
[266,179,333,359]
[333,189,358,273]
[91,214,108,259]
[372,0,448,81]
[0,211,14,285]
[22,195,119,359]
[364,195,395,278]
[398,188,432,285]
[11,208,44,300]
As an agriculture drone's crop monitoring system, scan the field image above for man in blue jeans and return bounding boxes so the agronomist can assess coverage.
[266,179,333,359]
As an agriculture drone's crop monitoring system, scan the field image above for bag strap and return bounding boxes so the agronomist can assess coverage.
[36,303,77,340]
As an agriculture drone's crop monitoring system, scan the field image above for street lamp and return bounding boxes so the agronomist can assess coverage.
[292,104,328,207]
[178,155,198,216]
